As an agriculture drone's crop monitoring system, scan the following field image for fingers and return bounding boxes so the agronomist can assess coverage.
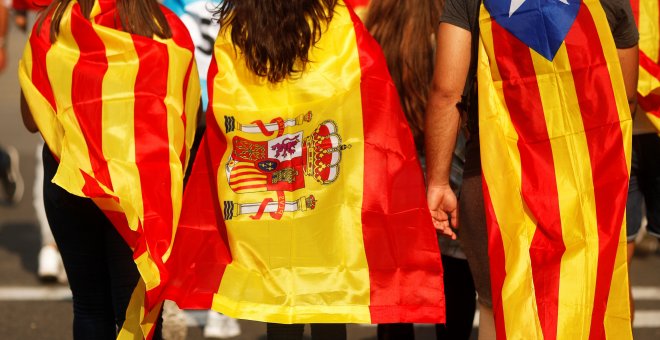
[450,207,459,229]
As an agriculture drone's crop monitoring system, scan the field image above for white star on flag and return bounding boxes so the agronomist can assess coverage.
[509,0,569,17]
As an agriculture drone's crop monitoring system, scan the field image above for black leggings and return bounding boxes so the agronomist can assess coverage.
[266,323,346,340]
[43,146,162,339]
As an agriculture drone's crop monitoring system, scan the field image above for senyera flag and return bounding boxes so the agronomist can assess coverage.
[164,1,446,324]
[479,0,632,339]
[18,0,200,338]
[631,0,660,132]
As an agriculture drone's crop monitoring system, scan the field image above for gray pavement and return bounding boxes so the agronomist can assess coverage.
[1,13,659,340]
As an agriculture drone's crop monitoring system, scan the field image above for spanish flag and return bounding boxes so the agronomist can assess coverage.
[165,1,445,324]
[631,0,660,132]
[18,1,199,338]
[478,0,632,339]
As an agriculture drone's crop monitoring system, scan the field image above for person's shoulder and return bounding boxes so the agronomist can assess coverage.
[159,5,196,51]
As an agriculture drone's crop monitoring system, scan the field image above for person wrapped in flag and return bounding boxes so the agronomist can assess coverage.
[18,0,200,338]
[624,0,660,324]
[426,0,638,339]
[166,0,446,338]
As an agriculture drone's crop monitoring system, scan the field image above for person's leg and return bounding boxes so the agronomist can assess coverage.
[0,145,24,205]
[34,141,65,282]
[458,175,495,340]
[266,323,305,340]
[42,146,115,339]
[377,323,414,340]
[102,212,148,335]
[310,323,347,340]
[625,135,643,322]
[638,134,660,241]
[435,255,476,340]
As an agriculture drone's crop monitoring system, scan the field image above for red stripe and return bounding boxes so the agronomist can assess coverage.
[349,8,445,323]
[233,165,258,171]
[482,179,508,340]
[132,35,174,309]
[69,4,114,191]
[640,51,660,82]
[630,0,639,25]
[29,16,56,111]
[492,20,565,340]
[638,93,660,118]
[230,171,266,179]
[164,56,232,309]
[231,184,267,192]
[564,6,631,339]
[229,177,266,186]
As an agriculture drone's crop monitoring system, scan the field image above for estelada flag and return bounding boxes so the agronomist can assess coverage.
[18,0,200,338]
[165,1,445,324]
[631,0,660,132]
[478,0,632,339]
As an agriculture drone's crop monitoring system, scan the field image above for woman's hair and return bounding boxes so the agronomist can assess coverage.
[215,0,339,83]
[365,0,443,150]
[37,0,172,41]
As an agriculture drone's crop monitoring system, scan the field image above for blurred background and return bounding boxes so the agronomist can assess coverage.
[1,7,659,340]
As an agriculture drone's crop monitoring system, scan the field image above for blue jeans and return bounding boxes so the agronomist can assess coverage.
[626,133,660,242]
[43,146,162,339]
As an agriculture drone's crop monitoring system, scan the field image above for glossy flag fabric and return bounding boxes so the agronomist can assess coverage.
[478,0,632,339]
[631,0,660,132]
[162,0,220,111]
[166,1,445,324]
[18,1,200,338]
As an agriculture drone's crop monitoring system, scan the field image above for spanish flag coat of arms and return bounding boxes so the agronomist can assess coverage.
[479,0,632,339]
[165,1,446,325]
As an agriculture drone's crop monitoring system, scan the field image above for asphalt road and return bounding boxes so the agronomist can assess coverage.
[1,13,659,340]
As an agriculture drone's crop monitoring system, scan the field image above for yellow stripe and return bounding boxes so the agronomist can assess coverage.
[92,22,144,232]
[47,3,95,196]
[211,2,371,322]
[638,66,660,97]
[161,38,197,261]
[18,41,65,155]
[586,2,634,337]
[530,40,598,340]
[648,113,660,132]
[117,279,162,340]
[639,0,660,64]
[478,7,543,339]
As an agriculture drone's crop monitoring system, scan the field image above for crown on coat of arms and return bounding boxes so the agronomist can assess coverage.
[304,120,350,184]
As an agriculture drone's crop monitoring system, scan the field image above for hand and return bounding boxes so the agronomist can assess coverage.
[427,184,458,239]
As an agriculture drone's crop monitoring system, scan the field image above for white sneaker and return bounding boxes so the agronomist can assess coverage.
[38,245,66,283]
[203,311,241,339]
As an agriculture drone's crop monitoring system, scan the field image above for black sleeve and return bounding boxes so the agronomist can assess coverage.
[439,0,473,32]
[601,0,639,49]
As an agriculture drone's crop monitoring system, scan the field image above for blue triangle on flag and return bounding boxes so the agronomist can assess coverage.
[484,0,581,61]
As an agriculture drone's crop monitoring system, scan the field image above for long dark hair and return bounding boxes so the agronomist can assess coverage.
[37,0,172,41]
[215,0,339,83]
[365,0,443,150]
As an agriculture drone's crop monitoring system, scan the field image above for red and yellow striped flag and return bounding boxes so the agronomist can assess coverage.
[18,1,200,338]
[164,2,445,324]
[631,0,660,132]
[478,0,632,339]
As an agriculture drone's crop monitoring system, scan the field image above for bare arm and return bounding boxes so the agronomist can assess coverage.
[616,45,639,115]
[424,23,472,239]
[21,91,39,133]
